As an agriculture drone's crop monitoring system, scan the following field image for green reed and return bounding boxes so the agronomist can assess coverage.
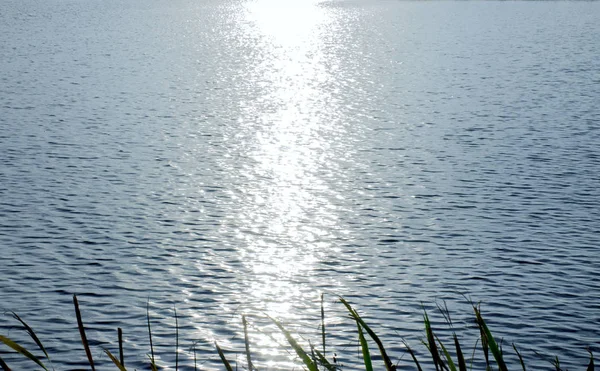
[0,294,595,370]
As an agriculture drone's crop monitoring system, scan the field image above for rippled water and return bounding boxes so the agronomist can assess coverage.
[1,0,599,369]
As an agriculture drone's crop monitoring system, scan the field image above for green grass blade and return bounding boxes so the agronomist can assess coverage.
[513,343,526,371]
[423,310,445,371]
[146,300,156,370]
[339,297,395,371]
[435,334,456,371]
[474,306,507,371]
[356,320,373,371]
[104,349,127,371]
[242,315,255,371]
[10,312,50,362]
[0,335,48,371]
[587,349,594,371]
[402,340,423,371]
[215,341,234,371]
[310,346,337,371]
[73,294,95,371]
[453,333,467,371]
[268,316,318,371]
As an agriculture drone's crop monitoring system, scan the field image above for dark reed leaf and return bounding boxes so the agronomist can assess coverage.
[118,328,124,367]
[453,333,467,371]
[0,355,11,371]
[435,334,456,371]
[402,340,423,371]
[310,345,337,371]
[215,341,234,371]
[513,343,526,371]
[242,315,255,371]
[356,320,373,371]
[73,294,95,371]
[587,348,594,371]
[321,293,326,356]
[146,300,156,370]
[423,310,446,371]
[10,312,50,362]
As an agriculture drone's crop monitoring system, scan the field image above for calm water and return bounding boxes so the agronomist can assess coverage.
[1,0,599,369]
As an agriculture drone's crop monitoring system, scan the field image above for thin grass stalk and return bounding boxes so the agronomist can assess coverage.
[423,310,444,371]
[321,293,327,357]
[0,335,48,371]
[118,328,124,367]
[587,348,594,371]
[339,297,395,371]
[215,341,234,371]
[10,312,50,363]
[402,340,423,371]
[356,320,373,371]
[310,346,337,371]
[73,294,95,371]
[435,334,456,371]
[242,315,254,371]
[513,343,526,371]
[174,307,179,371]
[147,301,156,370]
[0,355,11,371]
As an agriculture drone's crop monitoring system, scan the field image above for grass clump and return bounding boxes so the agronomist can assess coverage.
[0,294,595,370]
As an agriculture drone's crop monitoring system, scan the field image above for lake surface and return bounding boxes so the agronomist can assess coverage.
[1,0,599,369]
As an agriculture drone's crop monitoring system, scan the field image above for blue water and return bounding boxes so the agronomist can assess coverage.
[1,0,599,369]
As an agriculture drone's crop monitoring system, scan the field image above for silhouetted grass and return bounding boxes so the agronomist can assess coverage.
[0,294,595,370]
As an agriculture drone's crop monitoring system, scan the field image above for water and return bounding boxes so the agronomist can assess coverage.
[1,0,599,369]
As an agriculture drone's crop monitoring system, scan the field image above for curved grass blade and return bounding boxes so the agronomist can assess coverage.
[474,306,507,371]
[146,300,156,370]
[513,343,526,371]
[434,333,455,371]
[10,312,50,363]
[242,315,255,371]
[268,316,318,371]
[73,294,95,371]
[310,346,337,371]
[339,297,395,371]
[0,335,48,371]
[402,340,423,371]
[356,320,373,371]
[587,348,594,371]
[215,341,234,371]
[104,349,127,371]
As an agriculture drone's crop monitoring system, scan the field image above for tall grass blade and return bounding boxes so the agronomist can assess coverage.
[73,294,95,371]
[474,306,507,371]
[146,300,156,370]
[242,315,255,371]
[339,297,395,371]
[174,307,179,371]
[321,293,326,356]
[268,316,318,371]
[310,346,337,371]
[118,328,124,367]
[402,340,423,371]
[423,310,445,371]
[0,335,48,371]
[453,334,467,371]
[0,355,11,371]
[435,334,456,371]
[10,312,50,362]
[215,341,234,371]
[104,349,127,371]
[587,349,594,371]
[356,320,373,371]
[513,343,526,371]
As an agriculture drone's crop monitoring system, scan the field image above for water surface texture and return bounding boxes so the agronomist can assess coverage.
[1,0,599,369]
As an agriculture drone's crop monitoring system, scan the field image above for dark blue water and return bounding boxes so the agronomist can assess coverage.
[1,0,599,369]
